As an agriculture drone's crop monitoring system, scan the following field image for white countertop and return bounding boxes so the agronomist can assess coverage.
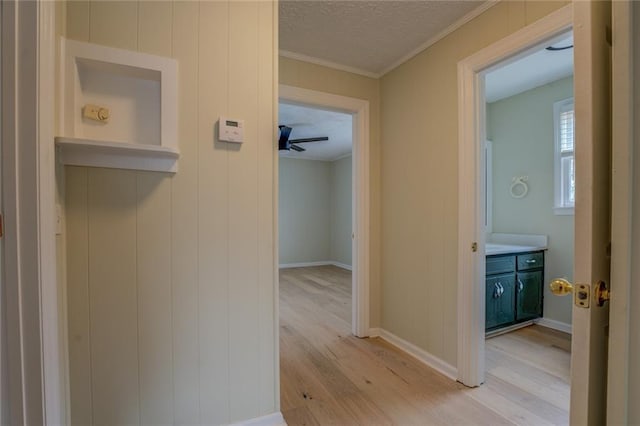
[485,243,546,256]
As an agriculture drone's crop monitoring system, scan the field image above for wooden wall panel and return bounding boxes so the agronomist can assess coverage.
[196,2,230,423]
[170,2,200,423]
[89,1,138,50]
[138,2,173,56]
[228,2,261,420]
[65,167,92,426]
[136,174,173,425]
[87,169,139,425]
[64,1,277,423]
[257,1,277,413]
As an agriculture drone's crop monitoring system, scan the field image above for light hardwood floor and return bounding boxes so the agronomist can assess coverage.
[279,265,570,426]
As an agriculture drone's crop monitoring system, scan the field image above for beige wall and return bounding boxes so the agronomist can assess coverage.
[63,1,277,424]
[280,57,381,326]
[380,1,569,366]
[488,76,574,325]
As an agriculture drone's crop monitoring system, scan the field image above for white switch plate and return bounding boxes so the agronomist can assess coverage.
[219,117,244,143]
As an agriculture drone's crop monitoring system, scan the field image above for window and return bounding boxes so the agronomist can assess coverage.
[554,98,575,215]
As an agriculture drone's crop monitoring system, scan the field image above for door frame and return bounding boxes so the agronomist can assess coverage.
[607,1,635,423]
[1,1,65,423]
[279,84,371,337]
[456,5,572,387]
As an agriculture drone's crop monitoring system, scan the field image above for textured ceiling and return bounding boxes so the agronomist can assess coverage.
[279,103,352,161]
[280,0,485,76]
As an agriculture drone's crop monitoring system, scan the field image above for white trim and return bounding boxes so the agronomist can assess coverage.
[279,85,370,338]
[457,5,572,387]
[379,0,500,77]
[279,50,379,79]
[39,2,66,424]
[554,206,575,216]
[368,328,382,338]
[607,1,635,423]
[484,140,493,234]
[553,97,575,212]
[333,152,353,162]
[379,329,458,382]
[485,320,535,338]
[55,136,179,173]
[331,261,352,271]
[1,1,64,422]
[535,318,572,335]
[278,153,352,163]
[228,412,286,426]
[279,261,334,269]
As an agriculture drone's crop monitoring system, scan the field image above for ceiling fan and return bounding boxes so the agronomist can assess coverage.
[278,125,328,152]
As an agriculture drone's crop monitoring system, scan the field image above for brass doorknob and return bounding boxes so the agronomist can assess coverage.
[550,278,574,296]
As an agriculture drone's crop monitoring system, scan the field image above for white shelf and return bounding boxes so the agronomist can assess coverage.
[55,137,179,173]
[58,38,179,173]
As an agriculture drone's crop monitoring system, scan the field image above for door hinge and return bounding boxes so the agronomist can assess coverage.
[0,213,3,238]
[471,242,478,252]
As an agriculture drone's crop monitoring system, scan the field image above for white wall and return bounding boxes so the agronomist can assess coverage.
[63,2,277,424]
[330,155,353,267]
[487,76,574,326]
[279,156,352,267]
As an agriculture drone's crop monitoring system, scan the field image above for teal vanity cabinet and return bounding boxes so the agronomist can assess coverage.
[485,251,544,332]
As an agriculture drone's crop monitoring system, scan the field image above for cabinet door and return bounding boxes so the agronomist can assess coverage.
[485,273,516,330]
[516,270,543,321]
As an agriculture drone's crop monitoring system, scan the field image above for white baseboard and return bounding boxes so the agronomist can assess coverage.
[332,261,352,271]
[378,329,458,381]
[535,317,572,334]
[368,327,381,337]
[279,261,333,269]
[279,260,352,270]
[229,412,286,426]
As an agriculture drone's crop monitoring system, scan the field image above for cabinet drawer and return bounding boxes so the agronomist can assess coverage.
[486,255,516,275]
[517,252,544,271]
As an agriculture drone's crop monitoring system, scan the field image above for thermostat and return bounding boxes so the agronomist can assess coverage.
[219,117,244,143]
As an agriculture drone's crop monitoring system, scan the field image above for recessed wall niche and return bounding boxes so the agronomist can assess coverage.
[56,38,179,172]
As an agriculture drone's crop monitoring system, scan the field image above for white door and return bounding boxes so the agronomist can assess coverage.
[564,1,612,424]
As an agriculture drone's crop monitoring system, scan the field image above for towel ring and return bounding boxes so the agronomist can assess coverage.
[510,176,528,199]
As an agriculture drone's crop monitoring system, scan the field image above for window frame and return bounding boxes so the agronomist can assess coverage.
[553,97,575,215]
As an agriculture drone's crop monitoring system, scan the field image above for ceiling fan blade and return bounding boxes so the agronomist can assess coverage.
[290,144,306,152]
[288,136,329,143]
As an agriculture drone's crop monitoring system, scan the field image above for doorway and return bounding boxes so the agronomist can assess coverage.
[456,5,574,389]
[476,33,575,422]
[278,85,370,337]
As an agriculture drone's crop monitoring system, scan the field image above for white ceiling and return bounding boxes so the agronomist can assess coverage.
[279,103,352,161]
[485,33,574,103]
[280,0,488,77]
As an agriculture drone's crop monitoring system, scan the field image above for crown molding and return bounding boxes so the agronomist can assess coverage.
[279,50,380,79]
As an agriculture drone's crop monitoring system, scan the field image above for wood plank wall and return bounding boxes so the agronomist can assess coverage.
[63,2,277,424]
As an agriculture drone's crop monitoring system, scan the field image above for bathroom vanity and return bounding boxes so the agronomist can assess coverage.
[485,244,545,333]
